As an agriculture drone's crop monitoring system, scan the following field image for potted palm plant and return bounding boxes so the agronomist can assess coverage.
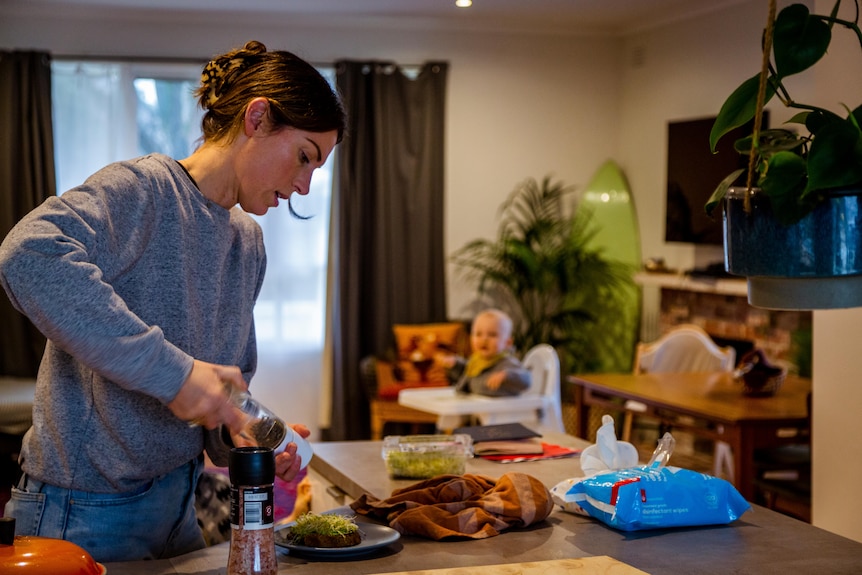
[451,175,636,375]
[705,0,862,309]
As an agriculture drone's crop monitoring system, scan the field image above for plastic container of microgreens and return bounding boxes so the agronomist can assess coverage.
[381,434,473,479]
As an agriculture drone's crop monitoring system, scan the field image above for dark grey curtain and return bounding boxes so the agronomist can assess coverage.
[0,51,53,377]
[327,60,448,440]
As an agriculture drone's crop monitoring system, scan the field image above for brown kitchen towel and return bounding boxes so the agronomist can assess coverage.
[350,473,553,540]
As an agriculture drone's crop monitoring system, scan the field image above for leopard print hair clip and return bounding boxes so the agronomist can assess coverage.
[200,56,249,108]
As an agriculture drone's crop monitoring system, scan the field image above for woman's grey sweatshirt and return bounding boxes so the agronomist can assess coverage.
[0,154,265,493]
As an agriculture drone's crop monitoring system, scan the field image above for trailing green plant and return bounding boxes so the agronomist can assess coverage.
[451,175,637,374]
[705,0,862,225]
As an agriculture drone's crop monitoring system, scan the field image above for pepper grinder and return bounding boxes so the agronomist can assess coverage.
[227,446,278,575]
[224,382,314,468]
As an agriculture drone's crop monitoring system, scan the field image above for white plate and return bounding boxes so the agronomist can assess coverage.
[275,522,401,559]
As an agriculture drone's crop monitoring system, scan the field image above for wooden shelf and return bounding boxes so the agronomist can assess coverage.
[634,271,748,297]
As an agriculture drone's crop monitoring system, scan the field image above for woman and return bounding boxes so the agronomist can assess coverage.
[0,40,345,562]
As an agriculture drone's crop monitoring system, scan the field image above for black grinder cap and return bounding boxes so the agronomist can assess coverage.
[229,446,275,486]
[0,517,15,546]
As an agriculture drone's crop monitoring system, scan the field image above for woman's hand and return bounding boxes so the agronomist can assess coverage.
[167,359,247,434]
[275,424,311,482]
[228,414,310,481]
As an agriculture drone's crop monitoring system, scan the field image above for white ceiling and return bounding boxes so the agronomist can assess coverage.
[2,0,749,36]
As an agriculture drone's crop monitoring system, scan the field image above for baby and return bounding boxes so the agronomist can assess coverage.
[438,308,531,397]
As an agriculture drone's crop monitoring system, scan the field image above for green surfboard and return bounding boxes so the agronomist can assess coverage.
[582,160,641,266]
[581,159,642,372]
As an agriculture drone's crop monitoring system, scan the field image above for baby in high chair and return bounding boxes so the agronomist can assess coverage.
[437,308,531,397]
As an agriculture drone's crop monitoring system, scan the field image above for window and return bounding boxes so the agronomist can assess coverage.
[50,60,333,429]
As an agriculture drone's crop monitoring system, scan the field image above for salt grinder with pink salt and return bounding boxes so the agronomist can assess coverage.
[227,446,278,575]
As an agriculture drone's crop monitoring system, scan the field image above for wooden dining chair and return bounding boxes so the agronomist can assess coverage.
[368,321,469,439]
[621,324,737,479]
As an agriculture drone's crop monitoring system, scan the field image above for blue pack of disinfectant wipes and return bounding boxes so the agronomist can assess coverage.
[564,465,750,531]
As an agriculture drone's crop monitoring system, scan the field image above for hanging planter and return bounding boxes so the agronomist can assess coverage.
[724,186,862,309]
[704,0,862,309]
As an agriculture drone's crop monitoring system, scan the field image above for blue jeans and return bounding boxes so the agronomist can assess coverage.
[6,456,207,563]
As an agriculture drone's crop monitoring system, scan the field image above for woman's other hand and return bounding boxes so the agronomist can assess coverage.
[275,424,311,482]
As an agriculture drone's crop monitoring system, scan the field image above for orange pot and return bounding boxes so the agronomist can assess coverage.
[0,517,105,575]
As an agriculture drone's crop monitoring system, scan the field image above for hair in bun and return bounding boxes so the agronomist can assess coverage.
[195,41,345,144]
[199,41,265,108]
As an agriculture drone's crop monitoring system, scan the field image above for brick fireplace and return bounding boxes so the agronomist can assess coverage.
[638,274,812,375]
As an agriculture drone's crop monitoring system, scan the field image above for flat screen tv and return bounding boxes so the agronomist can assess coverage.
[664,113,768,245]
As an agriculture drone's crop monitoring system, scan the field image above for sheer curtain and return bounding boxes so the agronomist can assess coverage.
[324,61,449,440]
[48,61,332,433]
[51,61,201,193]
[247,160,333,433]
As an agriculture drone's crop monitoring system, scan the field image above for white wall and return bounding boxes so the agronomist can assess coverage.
[616,1,773,341]
[618,0,810,273]
[810,0,862,544]
[0,5,621,321]
[617,0,859,543]
[813,311,862,542]
[4,0,860,543]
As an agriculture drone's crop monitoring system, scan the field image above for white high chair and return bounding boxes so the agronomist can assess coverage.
[398,343,566,434]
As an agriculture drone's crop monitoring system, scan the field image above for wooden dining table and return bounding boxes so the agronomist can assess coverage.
[569,371,811,501]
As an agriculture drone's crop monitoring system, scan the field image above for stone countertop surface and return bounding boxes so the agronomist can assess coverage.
[104,433,862,575]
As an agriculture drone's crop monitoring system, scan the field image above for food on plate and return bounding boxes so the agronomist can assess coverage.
[286,513,362,548]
